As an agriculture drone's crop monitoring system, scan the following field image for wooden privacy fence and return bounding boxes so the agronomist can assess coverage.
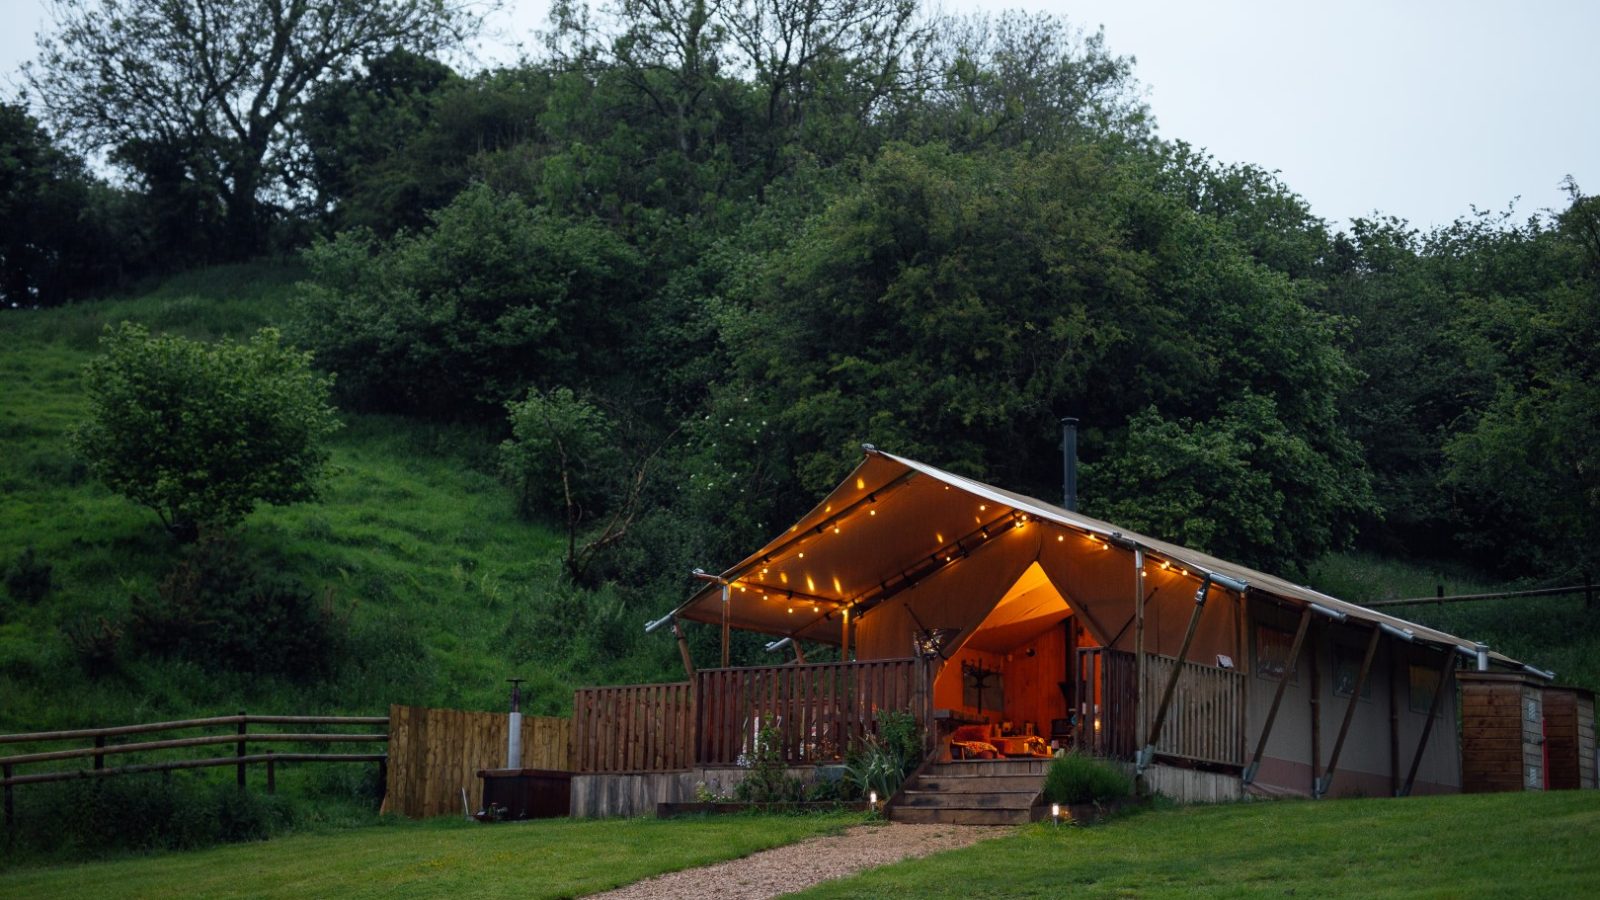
[571,682,694,774]
[385,704,571,818]
[1075,649,1244,767]
[0,713,387,828]
[1142,653,1245,766]
[696,658,924,767]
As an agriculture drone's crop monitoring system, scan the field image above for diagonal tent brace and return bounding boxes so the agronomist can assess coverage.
[1400,648,1458,797]
[1243,606,1313,785]
[1139,575,1214,773]
[1314,624,1381,798]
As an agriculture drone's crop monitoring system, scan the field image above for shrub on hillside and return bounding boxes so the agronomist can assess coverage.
[1043,752,1133,806]
[130,536,345,679]
[71,322,341,540]
[4,545,52,605]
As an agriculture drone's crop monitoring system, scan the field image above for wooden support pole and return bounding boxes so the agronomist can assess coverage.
[266,751,276,794]
[236,710,247,790]
[1401,650,1456,797]
[792,641,807,665]
[1243,606,1313,785]
[1317,625,1381,798]
[672,619,696,679]
[1145,579,1211,760]
[3,763,12,830]
[840,607,851,661]
[1309,633,1322,793]
[1133,549,1148,766]
[719,584,731,669]
[1388,647,1402,796]
[94,735,105,770]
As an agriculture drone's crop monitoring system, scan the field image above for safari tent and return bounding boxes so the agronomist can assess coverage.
[567,446,1549,816]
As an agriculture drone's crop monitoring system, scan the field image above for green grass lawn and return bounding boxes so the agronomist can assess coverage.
[0,813,860,899]
[795,792,1600,899]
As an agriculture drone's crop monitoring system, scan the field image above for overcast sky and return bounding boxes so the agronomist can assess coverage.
[4,0,1595,232]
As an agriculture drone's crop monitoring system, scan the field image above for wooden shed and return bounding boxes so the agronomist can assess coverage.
[1543,686,1597,790]
[1459,672,1546,792]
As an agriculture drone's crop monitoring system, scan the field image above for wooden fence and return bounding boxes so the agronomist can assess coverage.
[695,658,924,767]
[384,704,571,818]
[1075,649,1244,767]
[0,713,387,828]
[571,683,694,774]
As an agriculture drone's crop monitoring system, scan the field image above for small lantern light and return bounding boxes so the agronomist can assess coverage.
[1051,802,1061,825]
[869,790,878,809]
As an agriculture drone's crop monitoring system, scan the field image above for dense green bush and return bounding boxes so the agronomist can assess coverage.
[130,536,345,679]
[1042,752,1133,806]
[3,774,296,862]
[294,184,645,418]
[71,322,340,540]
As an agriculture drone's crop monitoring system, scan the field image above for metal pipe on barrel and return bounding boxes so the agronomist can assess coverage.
[507,678,525,770]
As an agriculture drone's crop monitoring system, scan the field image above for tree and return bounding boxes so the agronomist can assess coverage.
[693,144,1372,570]
[72,323,341,539]
[500,387,666,583]
[0,101,150,306]
[294,183,644,417]
[28,0,479,258]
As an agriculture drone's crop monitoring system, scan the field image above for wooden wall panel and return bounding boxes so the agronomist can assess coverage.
[385,705,572,818]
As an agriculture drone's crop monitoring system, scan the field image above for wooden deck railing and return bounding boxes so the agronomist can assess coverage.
[695,658,923,767]
[0,713,388,828]
[1075,648,1138,758]
[1075,649,1244,767]
[571,682,695,773]
[569,658,927,773]
[1142,653,1245,766]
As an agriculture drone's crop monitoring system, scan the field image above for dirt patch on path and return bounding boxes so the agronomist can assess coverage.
[589,822,1005,899]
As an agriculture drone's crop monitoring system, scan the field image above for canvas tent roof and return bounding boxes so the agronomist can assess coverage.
[667,448,1542,677]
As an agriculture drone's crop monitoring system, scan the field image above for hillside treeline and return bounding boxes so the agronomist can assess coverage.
[6,0,1597,597]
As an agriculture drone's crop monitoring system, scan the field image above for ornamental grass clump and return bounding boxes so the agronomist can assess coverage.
[1042,752,1133,806]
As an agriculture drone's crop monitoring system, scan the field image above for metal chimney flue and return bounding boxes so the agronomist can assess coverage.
[507,678,525,770]
[1061,417,1079,511]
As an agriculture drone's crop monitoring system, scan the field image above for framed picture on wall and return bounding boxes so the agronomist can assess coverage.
[1255,626,1298,682]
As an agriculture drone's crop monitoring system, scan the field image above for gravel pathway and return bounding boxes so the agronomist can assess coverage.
[589,823,1005,900]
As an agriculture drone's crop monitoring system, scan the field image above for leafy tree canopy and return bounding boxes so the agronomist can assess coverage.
[28,0,480,260]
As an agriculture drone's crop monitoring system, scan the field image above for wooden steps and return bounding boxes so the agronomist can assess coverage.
[888,759,1049,826]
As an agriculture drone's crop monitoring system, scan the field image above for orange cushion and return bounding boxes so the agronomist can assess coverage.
[950,724,992,742]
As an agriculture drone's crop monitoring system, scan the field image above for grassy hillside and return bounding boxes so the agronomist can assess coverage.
[1309,553,1600,692]
[0,263,679,735]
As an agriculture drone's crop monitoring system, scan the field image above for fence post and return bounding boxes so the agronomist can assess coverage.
[3,763,12,830]
[1586,572,1593,612]
[377,757,388,804]
[266,751,276,795]
[94,735,105,770]
[236,710,247,790]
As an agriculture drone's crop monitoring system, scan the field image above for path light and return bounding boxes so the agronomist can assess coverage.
[1051,802,1061,825]
[869,790,878,810]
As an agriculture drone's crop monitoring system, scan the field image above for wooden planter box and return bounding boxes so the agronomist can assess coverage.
[656,800,871,818]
